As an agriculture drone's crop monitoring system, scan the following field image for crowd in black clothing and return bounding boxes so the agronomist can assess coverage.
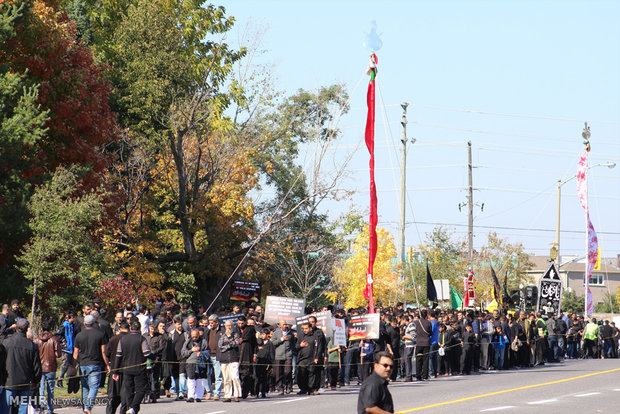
[1,297,619,414]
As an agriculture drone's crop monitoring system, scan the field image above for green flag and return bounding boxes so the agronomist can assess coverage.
[450,285,463,309]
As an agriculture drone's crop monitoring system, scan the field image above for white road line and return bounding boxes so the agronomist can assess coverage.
[528,399,558,405]
[574,392,601,397]
[273,397,311,404]
[613,388,620,391]
[205,411,226,414]
[480,406,515,412]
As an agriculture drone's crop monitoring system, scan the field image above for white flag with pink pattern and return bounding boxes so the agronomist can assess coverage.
[576,148,598,316]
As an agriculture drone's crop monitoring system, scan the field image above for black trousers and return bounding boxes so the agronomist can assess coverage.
[535,338,547,364]
[327,362,339,387]
[106,373,126,414]
[147,364,161,400]
[309,363,323,391]
[438,353,450,375]
[296,363,311,393]
[415,345,430,380]
[239,365,254,398]
[460,347,473,374]
[122,371,147,413]
[274,359,292,391]
[254,362,271,396]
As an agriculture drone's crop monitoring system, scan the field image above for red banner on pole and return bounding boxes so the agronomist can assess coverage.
[363,53,378,313]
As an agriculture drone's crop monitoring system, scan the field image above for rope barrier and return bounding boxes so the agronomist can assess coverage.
[9,331,615,389]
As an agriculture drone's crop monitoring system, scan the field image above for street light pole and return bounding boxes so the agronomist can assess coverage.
[399,102,409,280]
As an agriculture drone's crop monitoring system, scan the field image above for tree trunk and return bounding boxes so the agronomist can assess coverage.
[169,129,196,256]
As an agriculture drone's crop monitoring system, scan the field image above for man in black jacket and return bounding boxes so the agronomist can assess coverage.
[236,316,257,399]
[295,323,315,395]
[414,309,431,381]
[0,340,7,414]
[4,318,42,413]
[113,320,151,414]
[106,320,129,414]
[308,316,326,394]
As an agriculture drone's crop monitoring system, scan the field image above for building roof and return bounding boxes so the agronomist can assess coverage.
[527,255,620,274]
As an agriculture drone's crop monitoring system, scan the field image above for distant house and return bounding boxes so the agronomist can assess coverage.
[526,255,620,307]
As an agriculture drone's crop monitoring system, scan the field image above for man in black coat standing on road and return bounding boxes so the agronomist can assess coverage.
[237,316,257,399]
[106,320,129,414]
[414,309,431,381]
[295,323,315,395]
[308,316,326,394]
[3,318,42,413]
[113,320,151,414]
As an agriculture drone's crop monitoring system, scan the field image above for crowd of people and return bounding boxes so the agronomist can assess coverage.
[0,297,618,414]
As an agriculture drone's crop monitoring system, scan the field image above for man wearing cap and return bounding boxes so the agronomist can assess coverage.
[3,318,42,414]
[74,314,109,414]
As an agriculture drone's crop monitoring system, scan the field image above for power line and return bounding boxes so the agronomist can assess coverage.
[388,220,620,236]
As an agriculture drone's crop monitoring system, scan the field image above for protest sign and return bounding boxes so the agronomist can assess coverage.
[230,280,262,302]
[348,313,380,341]
[296,310,333,339]
[218,313,245,324]
[264,296,306,326]
[333,318,347,346]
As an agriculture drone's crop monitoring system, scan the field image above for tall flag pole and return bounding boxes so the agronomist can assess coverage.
[576,123,597,316]
[362,52,378,313]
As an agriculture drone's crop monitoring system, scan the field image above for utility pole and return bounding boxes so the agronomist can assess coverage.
[467,141,474,264]
[458,141,483,266]
[399,102,409,281]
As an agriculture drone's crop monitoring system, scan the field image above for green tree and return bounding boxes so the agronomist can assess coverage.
[561,290,585,315]
[19,167,107,317]
[411,227,468,303]
[252,85,351,305]
[595,292,617,314]
[476,232,533,302]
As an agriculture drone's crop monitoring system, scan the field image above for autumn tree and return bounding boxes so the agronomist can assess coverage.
[0,0,118,304]
[475,232,533,302]
[329,227,401,308]
[0,1,50,300]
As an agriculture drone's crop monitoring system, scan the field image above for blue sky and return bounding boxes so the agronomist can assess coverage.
[219,0,620,262]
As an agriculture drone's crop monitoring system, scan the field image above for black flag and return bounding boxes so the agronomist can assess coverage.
[426,263,438,304]
[503,273,514,306]
[491,265,502,306]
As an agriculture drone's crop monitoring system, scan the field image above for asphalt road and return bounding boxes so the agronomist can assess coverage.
[56,358,620,414]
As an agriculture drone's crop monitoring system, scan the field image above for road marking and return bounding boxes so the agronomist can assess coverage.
[528,399,558,405]
[273,397,310,404]
[396,367,620,413]
[613,388,620,391]
[574,392,601,397]
[480,406,515,411]
[205,411,226,414]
